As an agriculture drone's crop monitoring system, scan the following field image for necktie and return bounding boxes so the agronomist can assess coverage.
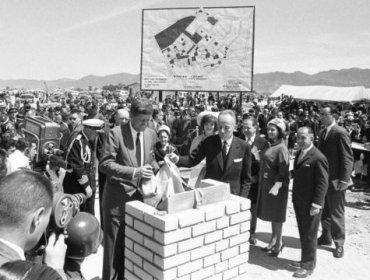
[222,141,228,168]
[297,151,305,163]
[247,138,253,146]
[322,128,328,140]
[136,132,141,167]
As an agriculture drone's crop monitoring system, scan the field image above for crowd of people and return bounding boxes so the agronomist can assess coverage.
[0,89,370,279]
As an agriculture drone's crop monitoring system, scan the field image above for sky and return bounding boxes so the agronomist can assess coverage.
[0,0,369,80]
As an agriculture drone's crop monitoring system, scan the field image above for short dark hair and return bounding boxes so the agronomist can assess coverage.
[152,109,160,119]
[0,170,53,228]
[130,98,153,116]
[15,138,27,152]
[242,116,258,127]
[200,114,218,131]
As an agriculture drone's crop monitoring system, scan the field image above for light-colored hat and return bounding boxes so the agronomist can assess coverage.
[82,119,105,129]
[196,111,219,126]
[267,118,286,132]
[157,124,171,136]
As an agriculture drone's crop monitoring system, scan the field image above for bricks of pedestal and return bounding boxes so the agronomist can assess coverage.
[124,195,251,280]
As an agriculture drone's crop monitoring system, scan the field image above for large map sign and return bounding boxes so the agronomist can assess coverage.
[140,6,255,92]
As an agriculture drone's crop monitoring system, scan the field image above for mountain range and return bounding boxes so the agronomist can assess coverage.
[1,68,370,93]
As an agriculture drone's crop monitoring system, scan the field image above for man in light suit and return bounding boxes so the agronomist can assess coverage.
[99,98,159,280]
[240,116,270,245]
[169,109,252,196]
[317,106,353,258]
[291,127,329,278]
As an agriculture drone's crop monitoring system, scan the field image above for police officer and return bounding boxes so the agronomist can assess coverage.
[62,109,93,212]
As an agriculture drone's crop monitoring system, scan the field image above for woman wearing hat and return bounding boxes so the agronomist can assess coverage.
[153,125,178,166]
[256,118,290,257]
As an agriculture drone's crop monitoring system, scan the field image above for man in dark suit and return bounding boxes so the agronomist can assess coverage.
[99,98,159,280]
[317,106,353,258]
[240,116,270,245]
[257,108,271,136]
[169,109,252,196]
[291,127,329,278]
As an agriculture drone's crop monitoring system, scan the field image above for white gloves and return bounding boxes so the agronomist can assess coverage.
[269,182,282,196]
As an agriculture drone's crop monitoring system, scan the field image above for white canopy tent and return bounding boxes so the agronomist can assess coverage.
[271,85,369,103]
[366,88,370,99]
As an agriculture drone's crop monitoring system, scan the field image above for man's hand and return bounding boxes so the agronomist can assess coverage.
[85,185,93,198]
[167,153,179,164]
[337,181,348,191]
[251,146,260,161]
[44,233,67,270]
[310,206,320,216]
[136,164,154,180]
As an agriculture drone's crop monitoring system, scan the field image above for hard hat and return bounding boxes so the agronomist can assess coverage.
[65,212,103,259]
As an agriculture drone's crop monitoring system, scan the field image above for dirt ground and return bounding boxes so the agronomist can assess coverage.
[244,184,370,280]
[82,183,370,280]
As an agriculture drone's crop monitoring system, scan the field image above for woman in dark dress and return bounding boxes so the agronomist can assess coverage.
[257,118,290,257]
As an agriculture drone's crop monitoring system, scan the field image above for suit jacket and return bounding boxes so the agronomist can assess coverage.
[178,134,252,195]
[317,124,353,185]
[99,123,159,197]
[240,135,270,179]
[0,240,22,266]
[292,146,329,209]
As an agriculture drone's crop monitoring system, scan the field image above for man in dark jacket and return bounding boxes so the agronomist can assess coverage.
[291,127,329,278]
[169,110,252,196]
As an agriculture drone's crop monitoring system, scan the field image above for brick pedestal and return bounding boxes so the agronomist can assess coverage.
[124,195,251,280]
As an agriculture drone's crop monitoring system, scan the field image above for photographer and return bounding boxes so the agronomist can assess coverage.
[0,170,67,279]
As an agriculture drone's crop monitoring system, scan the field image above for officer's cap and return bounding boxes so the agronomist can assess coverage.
[82,119,104,129]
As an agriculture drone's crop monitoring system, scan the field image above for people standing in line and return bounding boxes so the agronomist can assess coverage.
[99,98,159,280]
[240,117,270,245]
[169,109,252,197]
[290,127,329,278]
[317,106,353,258]
[256,118,290,257]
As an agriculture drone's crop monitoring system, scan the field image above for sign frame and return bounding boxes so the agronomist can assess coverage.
[140,6,255,92]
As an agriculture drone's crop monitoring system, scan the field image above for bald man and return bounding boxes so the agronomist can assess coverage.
[114,108,130,126]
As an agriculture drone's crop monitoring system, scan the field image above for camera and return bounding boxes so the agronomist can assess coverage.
[22,116,62,169]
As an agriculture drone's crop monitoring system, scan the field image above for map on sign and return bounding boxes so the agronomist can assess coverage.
[141,7,254,92]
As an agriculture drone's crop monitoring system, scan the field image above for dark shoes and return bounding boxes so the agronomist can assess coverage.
[317,235,333,246]
[268,243,284,257]
[289,261,301,269]
[333,246,344,258]
[293,268,313,278]
[249,233,257,245]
